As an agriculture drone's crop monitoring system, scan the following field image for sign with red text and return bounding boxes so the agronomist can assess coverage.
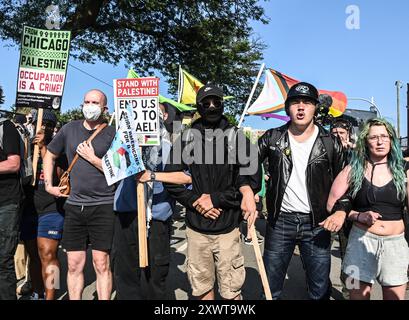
[114,77,160,146]
[15,26,71,110]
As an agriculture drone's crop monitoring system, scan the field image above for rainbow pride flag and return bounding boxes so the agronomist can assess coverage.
[247,69,347,121]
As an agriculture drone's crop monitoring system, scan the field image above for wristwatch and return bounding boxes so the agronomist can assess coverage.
[150,171,156,181]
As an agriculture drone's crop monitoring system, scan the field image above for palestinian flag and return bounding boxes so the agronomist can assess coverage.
[144,135,159,145]
[113,146,131,169]
[102,106,145,186]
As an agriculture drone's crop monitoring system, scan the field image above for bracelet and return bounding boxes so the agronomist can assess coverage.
[356,212,361,222]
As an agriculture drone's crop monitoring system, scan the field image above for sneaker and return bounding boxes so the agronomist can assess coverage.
[17,280,32,296]
[29,292,44,300]
[244,236,263,245]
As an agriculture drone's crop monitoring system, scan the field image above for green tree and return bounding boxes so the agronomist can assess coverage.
[56,107,111,124]
[56,107,83,124]
[0,0,268,118]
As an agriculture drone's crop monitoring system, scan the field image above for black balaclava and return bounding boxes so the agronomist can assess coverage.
[196,84,224,126]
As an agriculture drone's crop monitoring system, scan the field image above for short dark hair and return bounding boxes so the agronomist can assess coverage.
[331,118,351,132]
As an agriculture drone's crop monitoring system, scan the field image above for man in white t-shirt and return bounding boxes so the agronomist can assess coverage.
[258,82,345,300]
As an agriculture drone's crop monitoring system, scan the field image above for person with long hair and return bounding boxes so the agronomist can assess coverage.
[326,118,409,300]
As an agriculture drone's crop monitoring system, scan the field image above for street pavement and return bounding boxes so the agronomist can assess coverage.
[18,206,409,300]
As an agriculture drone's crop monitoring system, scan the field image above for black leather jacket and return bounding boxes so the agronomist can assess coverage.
[258,122,345,227]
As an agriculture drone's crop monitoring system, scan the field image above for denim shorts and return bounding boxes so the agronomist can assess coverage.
[20,211,64,240]
[342,225,409,286]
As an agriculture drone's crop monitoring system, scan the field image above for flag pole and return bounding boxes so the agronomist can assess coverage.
[236,62,272,299]
[177,65,182,103]
[250,225,272,300]
[31,108,44,186]
[238,63,265,128]
[137,145,148,268]
[108,112,115,126]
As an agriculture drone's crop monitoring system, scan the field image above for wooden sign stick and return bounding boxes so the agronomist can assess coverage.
[137,147,148,268]
[31,108,43,186]
[250,224,272,300]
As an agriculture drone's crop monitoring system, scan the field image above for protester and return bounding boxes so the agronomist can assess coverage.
[327,118,409,300]
[0,114,22,300]
[112,103,192,300]
[20,110,58,300]
[24,110,36,139]
[53,122,62,138]
[43,89,116,300]
[164,84,261,300]
[258,82,345,300]
[11,113,32,296]
[19,110,67,300]
[330,118,355,160]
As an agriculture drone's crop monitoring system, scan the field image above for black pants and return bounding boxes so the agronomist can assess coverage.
[0,202,21,300]
[112,212,171,300]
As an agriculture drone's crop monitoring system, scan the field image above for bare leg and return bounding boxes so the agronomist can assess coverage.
[37,237,60,300]
[92,250,112,300]
[382,284,407,300]
[349,280,372,300]
[66,251,86,300]
[23,239,44,296]
[197,289,215,300]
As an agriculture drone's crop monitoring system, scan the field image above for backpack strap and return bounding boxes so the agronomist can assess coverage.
[66,123,107,173]
[0,117,8,150]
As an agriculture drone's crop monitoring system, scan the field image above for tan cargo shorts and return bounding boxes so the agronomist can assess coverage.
[185,227,245,299]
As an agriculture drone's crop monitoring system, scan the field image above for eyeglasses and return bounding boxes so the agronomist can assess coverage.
[367,134,390,142]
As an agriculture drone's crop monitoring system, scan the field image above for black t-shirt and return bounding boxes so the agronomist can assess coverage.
[47,120,116,206]
[23,155,68,216]
[0,120,22,205]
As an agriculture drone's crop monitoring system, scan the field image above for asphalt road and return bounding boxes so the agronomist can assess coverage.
[18,207,409,300]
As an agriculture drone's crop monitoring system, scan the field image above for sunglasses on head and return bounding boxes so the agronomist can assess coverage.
[332,121,350,130]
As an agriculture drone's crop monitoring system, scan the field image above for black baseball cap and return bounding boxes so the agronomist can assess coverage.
[14,114,26,125]
[285,82,320,105]
[196,84,223,105]
[33,109,57,126]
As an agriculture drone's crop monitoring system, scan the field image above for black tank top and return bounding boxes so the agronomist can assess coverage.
[352,161,408,221]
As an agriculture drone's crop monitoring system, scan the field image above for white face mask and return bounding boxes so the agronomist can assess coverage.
[83,103,102,121]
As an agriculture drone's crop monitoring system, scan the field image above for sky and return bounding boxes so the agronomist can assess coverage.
[1,0,409,135]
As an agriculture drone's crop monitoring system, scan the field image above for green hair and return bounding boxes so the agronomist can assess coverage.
[349,118,406,201]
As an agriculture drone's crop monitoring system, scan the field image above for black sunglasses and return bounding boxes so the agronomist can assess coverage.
[200,100,223,109]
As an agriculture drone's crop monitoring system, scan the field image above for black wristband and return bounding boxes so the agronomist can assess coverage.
[356,212,361,222]
[332,197,352,214]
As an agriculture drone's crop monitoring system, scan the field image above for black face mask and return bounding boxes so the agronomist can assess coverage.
[198,102,224,126]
